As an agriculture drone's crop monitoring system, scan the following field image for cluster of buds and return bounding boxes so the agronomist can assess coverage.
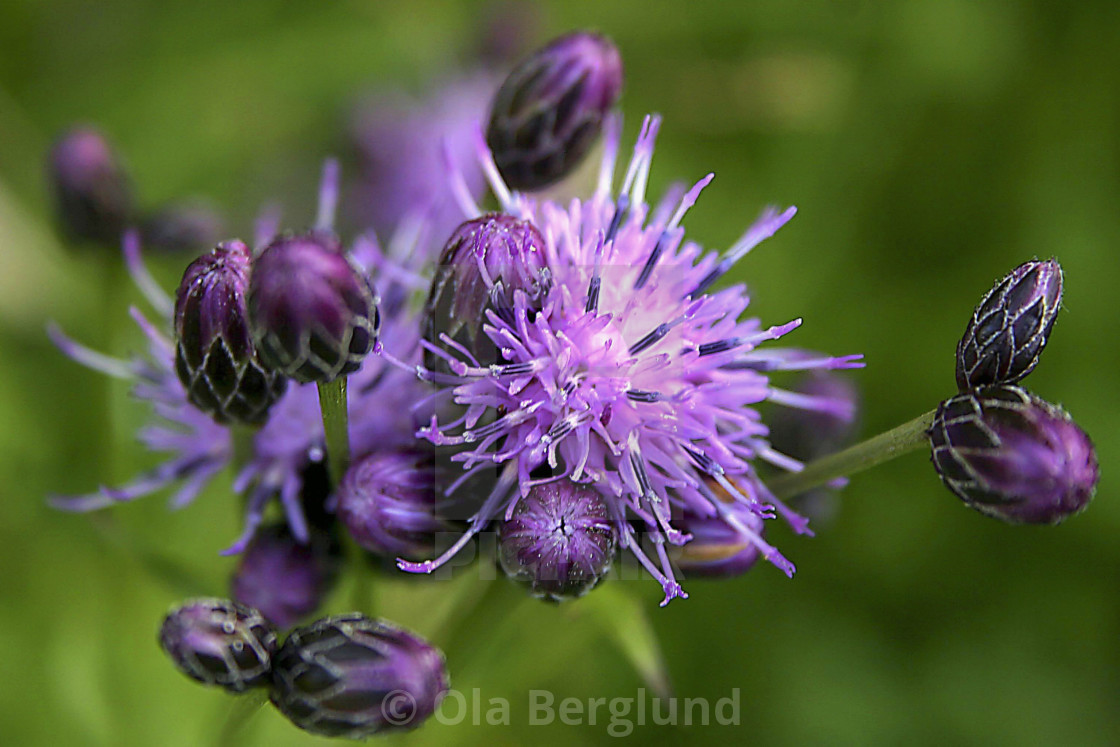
[930,259,1098,523]
[160,601,448,736]
[48,23,1104,743]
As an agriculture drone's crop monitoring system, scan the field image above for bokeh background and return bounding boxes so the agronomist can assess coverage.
[1,0,1118,744]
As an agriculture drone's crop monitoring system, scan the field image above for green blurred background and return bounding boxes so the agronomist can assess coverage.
[1,0,1118,744]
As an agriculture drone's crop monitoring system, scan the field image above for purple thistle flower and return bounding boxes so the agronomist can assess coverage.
[231,523,340,629]
[336,449,448,561]
[49,169,431,556]
[398,116,863,605]
[48,125,134,245]
[158,597,278,693]
[498,479,617,601]
[269,614,449,738]
[929,385,1098,524]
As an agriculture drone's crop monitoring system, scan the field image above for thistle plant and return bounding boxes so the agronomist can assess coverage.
[45,27,1100,740]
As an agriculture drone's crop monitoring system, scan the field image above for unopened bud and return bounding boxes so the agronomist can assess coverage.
[231,523,340,629]
[671,511,764,578]
[48,126,134,245]
[158,598,278,693]
[487,31,623,191]
[498,480,617,601]
[337,450,448,561]
[248,232,379,383]
[174,240,287,424]
[929,385,1097,524]
[423,213,548,366]
[955,259,1063,390]
[269,614,448,738]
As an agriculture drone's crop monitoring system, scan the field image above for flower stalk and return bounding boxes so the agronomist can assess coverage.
[766,409,936,500]
[317,377,350,488]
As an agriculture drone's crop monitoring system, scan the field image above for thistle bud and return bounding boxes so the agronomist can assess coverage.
[337,450,447,561]
[487,31,623,191]
[174,240,287,424]
[498,480,617,601]
[929,385,1098,524]
[670,511,764,578]
[955,259,1063,391]
[270,614,449,738]
[423,213,548,365]
[231,523,340,629]
[142,199,225,254]
[48,126,134,245]
[158,598,278,693]
[248,232,379,383]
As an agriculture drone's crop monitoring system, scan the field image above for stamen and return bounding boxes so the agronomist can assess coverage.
[688,205,797,297]
[626,389,663,403]
[629,325,669,355]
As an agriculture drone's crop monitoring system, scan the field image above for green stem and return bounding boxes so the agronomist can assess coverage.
[317,377,350,487]
[316,377,372,611]
[767,409,937,500]
[216,691,267,747]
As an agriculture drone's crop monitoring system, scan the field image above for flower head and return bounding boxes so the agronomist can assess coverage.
[400,115,863,604]
[929,384,1097,524]
[158,597,278,693]
[955,259,1063,391]
[498,479,617,600]
[269,614,449,738]
[142,199,225,254]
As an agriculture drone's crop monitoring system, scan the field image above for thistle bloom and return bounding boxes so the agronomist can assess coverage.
[929,385,1097,524]
[158,598,278,693]
[498,479,617,600]
[955,259,1063,391]
[48,125,134,245]
[174,240,287,424]
[231,523,340,629]
[48,169,430,555]
[270,614,449,738]
[400,116,863,604]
